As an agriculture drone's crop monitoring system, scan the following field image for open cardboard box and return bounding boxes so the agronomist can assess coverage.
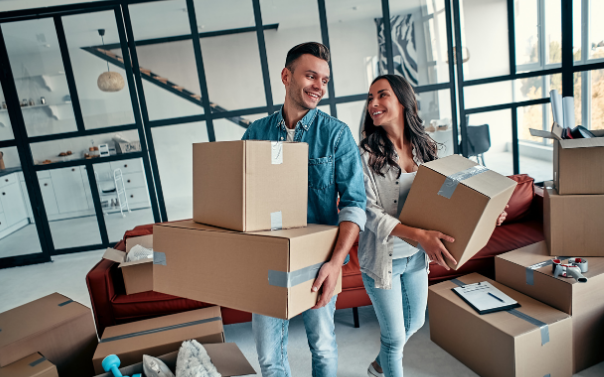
[102,234,154,294]
[530,122,604,195]
[0,353,58,377]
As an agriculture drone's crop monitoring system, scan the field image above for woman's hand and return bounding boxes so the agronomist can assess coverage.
[497,205,510,226]
[417,230,457,271]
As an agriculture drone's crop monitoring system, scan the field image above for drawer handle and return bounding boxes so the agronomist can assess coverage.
[1,192,5,196]
[124,164,128,168]
[130,194,134,198]
[71,168,75,172]
[44,183,48,186]
[127,179,131,183]
[4,179,7,182]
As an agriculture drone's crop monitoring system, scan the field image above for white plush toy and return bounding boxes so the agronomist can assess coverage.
[176,339,221,377]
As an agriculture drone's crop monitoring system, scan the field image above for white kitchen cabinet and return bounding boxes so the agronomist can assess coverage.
[0,180,28,226]
[38,177,59,216]
[50,167,89,213]
[0,213,7,233]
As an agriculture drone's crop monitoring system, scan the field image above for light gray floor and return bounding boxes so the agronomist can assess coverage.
[1,250,603,376]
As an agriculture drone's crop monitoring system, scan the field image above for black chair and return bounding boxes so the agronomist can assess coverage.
[462,124,491,166]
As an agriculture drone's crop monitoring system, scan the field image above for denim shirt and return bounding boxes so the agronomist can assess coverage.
[241,107,367,231]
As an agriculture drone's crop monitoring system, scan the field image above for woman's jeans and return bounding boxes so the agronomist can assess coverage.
[362,252,429,377]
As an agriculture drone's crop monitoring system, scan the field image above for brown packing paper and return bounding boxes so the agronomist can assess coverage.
[0,353,58,377]
[429,273,572,377]
[495,241,604,372]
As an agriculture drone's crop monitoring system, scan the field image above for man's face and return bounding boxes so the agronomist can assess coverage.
[282,54,330,110]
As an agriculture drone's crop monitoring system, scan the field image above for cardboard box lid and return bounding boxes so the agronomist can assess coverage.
[0,353,57,377]
[430,273,570,338]
[103,234,154,268]
[530,122,604,148]
[421,154,517,198]
[0,294,90,350]
[125,234,153,252]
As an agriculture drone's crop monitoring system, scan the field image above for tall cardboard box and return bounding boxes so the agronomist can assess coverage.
[0,353,58,377]
[94,344,255,377]
[530,123,604,195]
[92,306,224,374]
[193,140,308,232]
[399,155,516,270]
[544,182,604,256]
[495,241,604,372]
[101,234,154,294]
[0,293,97,377]
[429,273,572,377]
[153,220,341,319]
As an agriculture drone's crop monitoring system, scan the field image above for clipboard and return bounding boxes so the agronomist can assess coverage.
[452,281,520,315]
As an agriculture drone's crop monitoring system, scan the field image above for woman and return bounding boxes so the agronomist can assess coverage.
[359,75,506,377]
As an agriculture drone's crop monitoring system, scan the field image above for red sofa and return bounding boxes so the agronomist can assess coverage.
[86,174,543,337]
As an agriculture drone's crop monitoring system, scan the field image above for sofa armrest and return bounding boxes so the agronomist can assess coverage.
[86,258,123,337]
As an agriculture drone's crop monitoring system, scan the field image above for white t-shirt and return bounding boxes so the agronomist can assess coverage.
[286,127,295,142]
[392,171,420,259]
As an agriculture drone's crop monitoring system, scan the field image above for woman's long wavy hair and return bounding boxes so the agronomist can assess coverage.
[360,74,439,177]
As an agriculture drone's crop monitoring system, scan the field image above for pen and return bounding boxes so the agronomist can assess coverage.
[488,292,504,302]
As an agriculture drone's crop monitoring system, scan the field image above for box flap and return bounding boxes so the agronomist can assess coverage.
[529,122,564,140]
[125,234,153,252]
[559,133,604,149]
[0,352,56,377]
[0,294,90,350]
[102,248,125,264]
[118,258,153,268]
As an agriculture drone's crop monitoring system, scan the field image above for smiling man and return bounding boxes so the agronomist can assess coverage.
[241,42,366,377]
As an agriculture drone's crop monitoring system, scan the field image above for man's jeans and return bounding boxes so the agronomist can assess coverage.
[362,252,428,377]
[252,295,338,377]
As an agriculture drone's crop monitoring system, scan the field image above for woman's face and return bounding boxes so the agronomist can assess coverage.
[367,79,404,128]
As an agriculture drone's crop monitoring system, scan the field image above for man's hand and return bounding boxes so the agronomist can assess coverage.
[310,261,341,309]
[497,205,510,226]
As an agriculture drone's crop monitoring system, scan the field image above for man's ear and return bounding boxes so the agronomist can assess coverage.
[281,67,290,86]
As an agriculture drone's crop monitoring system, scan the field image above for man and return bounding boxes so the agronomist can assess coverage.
[242,42,366,377]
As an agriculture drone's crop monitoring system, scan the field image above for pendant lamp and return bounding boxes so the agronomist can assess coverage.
[97,29,125,92]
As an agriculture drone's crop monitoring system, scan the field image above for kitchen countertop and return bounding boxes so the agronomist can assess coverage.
[0,166,22,178]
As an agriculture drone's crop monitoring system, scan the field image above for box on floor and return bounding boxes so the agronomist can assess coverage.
[94,343,255,377]
[544,182,604,256]
[153,220,341,320]
[530,123,604,195]
[496,241,604,372]
[0,353,58,377]
[429,273,572,377]
[92,306,224,374]
[193,140,308,232]
[400,154,516,270]
[102,234,154,294]
[0,293,97,377]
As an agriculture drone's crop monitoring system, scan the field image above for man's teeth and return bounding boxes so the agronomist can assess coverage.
[306,92,319,98]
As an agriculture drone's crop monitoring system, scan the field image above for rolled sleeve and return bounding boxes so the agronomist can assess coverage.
[338,205,367,231]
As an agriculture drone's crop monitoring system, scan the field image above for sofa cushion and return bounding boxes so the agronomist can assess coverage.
[504,174,535,223]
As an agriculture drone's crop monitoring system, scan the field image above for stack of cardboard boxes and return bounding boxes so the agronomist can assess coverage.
[427,123,604,376]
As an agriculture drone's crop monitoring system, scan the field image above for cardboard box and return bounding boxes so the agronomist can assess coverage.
[530,123,604,195]
[544,182,604,256]
[429,273,572,377]
[399,155,516,270]
[153,220,341,319]
[0,353,58,377]
[495,241,604,372]
[193,140,308,232]
[102,234,154,294]
[0,293,97,377]
[92,306,224,374]
[93,343,255,377]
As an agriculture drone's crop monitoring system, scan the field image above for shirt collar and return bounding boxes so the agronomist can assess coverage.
[275,106,318,132]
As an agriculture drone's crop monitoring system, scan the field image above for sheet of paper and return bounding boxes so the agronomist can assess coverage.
[550,90,563,128]
[453,281,518,312]
[562,96,575,129]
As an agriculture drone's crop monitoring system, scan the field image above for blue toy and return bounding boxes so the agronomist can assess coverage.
[102,354,141,377]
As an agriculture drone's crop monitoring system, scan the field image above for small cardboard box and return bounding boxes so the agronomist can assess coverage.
[0,293,97,377]
[495,241,604,372]
[530,123,604,195]
[93,343,256,377]
[399,154,517,270]
[429,273,572,377]
[153,220,341,320]
[193,140,308,232]
[102,234,154,294]
[92,306,224,374]
[544,182,604,256]
[0,353,58,377]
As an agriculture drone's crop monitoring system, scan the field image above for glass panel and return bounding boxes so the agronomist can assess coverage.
[129,0,205,121]
[514,0,539,66]
[573,0,582,62]
[573,71,582,126]
[464,75,559,109]
[418,89,454,157]
[460,0,510,80]
[30,129,140,166]
[261,0,325,105]
[2,19,78,137]
[466,109,513,176]
[590,68,604,130]
[93,158,154,243]
[518,105,553,183]
[0,84,15,141]
[195,0,267,110]
[213,113,266,141]
[63,11,136,129]
[37,165,102,249]
[336,101,365,145]
[0,146,43,258]
[589,0,604,61]
[545,0,561,65]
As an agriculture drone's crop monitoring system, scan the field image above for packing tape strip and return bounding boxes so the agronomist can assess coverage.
[525,257,569,285]
[271,211,283,231]
[153,251,167,266]
[99,317,222,343]
[438,165,488,199]
[271,141,284,164]
[29,356,47,367]
[450,278,550,346]
[268,261,325,288]
[58,299,73,307]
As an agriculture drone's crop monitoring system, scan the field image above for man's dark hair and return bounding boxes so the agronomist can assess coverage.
[285,42,330,71]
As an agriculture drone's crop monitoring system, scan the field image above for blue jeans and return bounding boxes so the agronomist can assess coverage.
[362,252,429,377]
[252,295,338,377]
